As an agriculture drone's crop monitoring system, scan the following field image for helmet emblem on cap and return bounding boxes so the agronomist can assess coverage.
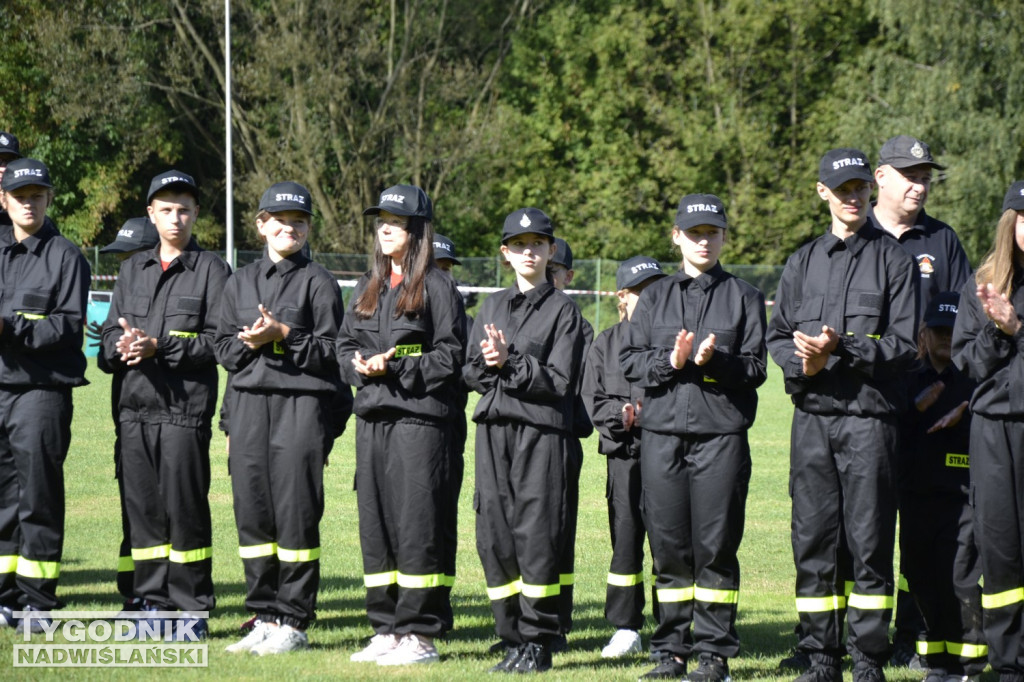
[519,213,531,228]
[910,141,924,159]
[0,136,8,146]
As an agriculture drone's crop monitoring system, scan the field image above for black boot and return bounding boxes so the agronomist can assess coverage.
[510,642,552,673]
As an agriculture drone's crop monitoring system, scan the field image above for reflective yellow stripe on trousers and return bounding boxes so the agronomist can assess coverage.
[117,556,134,572]
[795,594,846,612]
[982,587,1024,610]
[17,557,60,579]
[170,547,212,563]
[397,572,456,588]
[131,544,171,561]
[694,586,739,604]
[0,555,17,573]
[946,641,988,658]
[657,586,695,603]
[607,571,644,587]
[847,593,893,610]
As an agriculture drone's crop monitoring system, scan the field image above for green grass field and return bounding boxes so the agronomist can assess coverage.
[0,361,953,680]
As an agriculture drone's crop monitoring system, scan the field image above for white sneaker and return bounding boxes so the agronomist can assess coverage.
[376,633,439,666]
[225,620,277,654]
[249,624,309,655]
[601,628,642,658]
[350,633,400,662]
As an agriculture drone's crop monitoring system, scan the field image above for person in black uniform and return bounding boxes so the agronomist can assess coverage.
[464,207,586,674]
[0,132,21,227]
[95,216,161,610]
[899,291,985,682]
[101,170,230,640]
[620,195,767,682]
[868,136,974,668]
[217,182,350,655]
[766,149,919,682]
[0,158,89,632]
[952,181,1024,682]
[338,184,466,667]
[583,255,667,659]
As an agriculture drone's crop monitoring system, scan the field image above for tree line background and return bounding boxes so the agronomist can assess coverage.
[2,0,1022,267]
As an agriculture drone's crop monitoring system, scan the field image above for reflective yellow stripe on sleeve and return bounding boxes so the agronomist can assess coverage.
[694,586,739,604]
[847,593,894,610]
[982,587,1024,609]
[946,641,988,658]
[916,640,945,655]
[657,586,695,603]
[397,572,455,588]
[17,557,60,579]
[117,556,134,572]
[0,555,17,574]
[169,547,212,564]
[277,547,320,562]
[487,579,522,601]
[521,581,560,599]
[796,595,846,612]
[131,544,171,561]
[364,571,398,588]
[239,543,277,559]
[607,572,644,587]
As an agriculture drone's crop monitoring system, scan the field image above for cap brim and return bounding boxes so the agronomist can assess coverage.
[261,204,313,216]
[148,181,198,203]
[821,170,873,189]
[621,271,666,290]
[99,242,132,254]
[885,159,946,171]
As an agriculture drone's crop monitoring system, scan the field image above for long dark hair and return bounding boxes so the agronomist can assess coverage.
[354,217,436,319]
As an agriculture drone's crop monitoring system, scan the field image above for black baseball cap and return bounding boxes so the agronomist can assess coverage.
[363,184,432,220]
[1,158,53,192]
[147,170,199,204]
[675,193,728,231]
[502,207,554,243]
[818,148,873,189]
[259,181,313,215]
[617,256,667,291]
[551,237,574,269]
[100,217,160,254]
[0,132,21,159]
[1003,181,1024,212]
[924,291,959,328]
[878,135,945,171]
[433,234,461,264]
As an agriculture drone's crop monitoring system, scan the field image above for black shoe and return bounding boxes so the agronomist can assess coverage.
[15,605,52,635]
[489,644,523,674]
[891,640,916,667]
[795,664,843,682]
[780,649,813,672]
[922,669,948,682]
[510,642,552,673]
[688,653,731,682]
[490,638,517,654]
[549,634,568,654]
[853,662,886,682]
[641,653,687,680]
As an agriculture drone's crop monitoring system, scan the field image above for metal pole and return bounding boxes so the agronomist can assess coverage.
[224,0,235,269]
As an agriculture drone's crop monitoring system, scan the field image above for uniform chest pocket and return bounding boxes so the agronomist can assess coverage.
[16,289,55,315]
[513,335,547,360]
[122,294,151,318]
[706,329,737,352]
[167,295,202,333]
[392,317,430,357]
[275,306,306,330]
[652,325,680,349]
[793,296,823,324]
[846,289,883,336]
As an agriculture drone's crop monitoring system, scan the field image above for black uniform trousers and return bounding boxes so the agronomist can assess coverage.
[790,410,897,666]
[231,391,330,628]
[475,420,578,645]
[556,437,582,637]
[121,419,213,612]
[0,387,71,610]
[605,452,651,631]
[642,430,750,660]
[971,414,1024,674]
[115,463,135,600]
[901,490,985,675]
[356,416,458,638]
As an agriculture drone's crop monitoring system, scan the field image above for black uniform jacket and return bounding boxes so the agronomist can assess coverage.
[766,222,919,415]
[101,239,231,427]
[898,359,975,497]
[464,281,585,432]
[952,271,1024,418]
[582,320,641,458]
[620,264,766,436]
[870,205,973,311]
[215,253,343,395]
[0,221,89,386]
[337,267,466,421]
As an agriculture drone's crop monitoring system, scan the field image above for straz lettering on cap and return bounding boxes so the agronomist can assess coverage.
[832,157,866,170]
[631,262,658,274]
[12,168,43,179]
[118,229,135,238]
[380,193,405,204]
[161,176,187,185]
[275,193,306,204]
[937,303,958,314]
[686,203,720,214]
[434,241,452,253]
